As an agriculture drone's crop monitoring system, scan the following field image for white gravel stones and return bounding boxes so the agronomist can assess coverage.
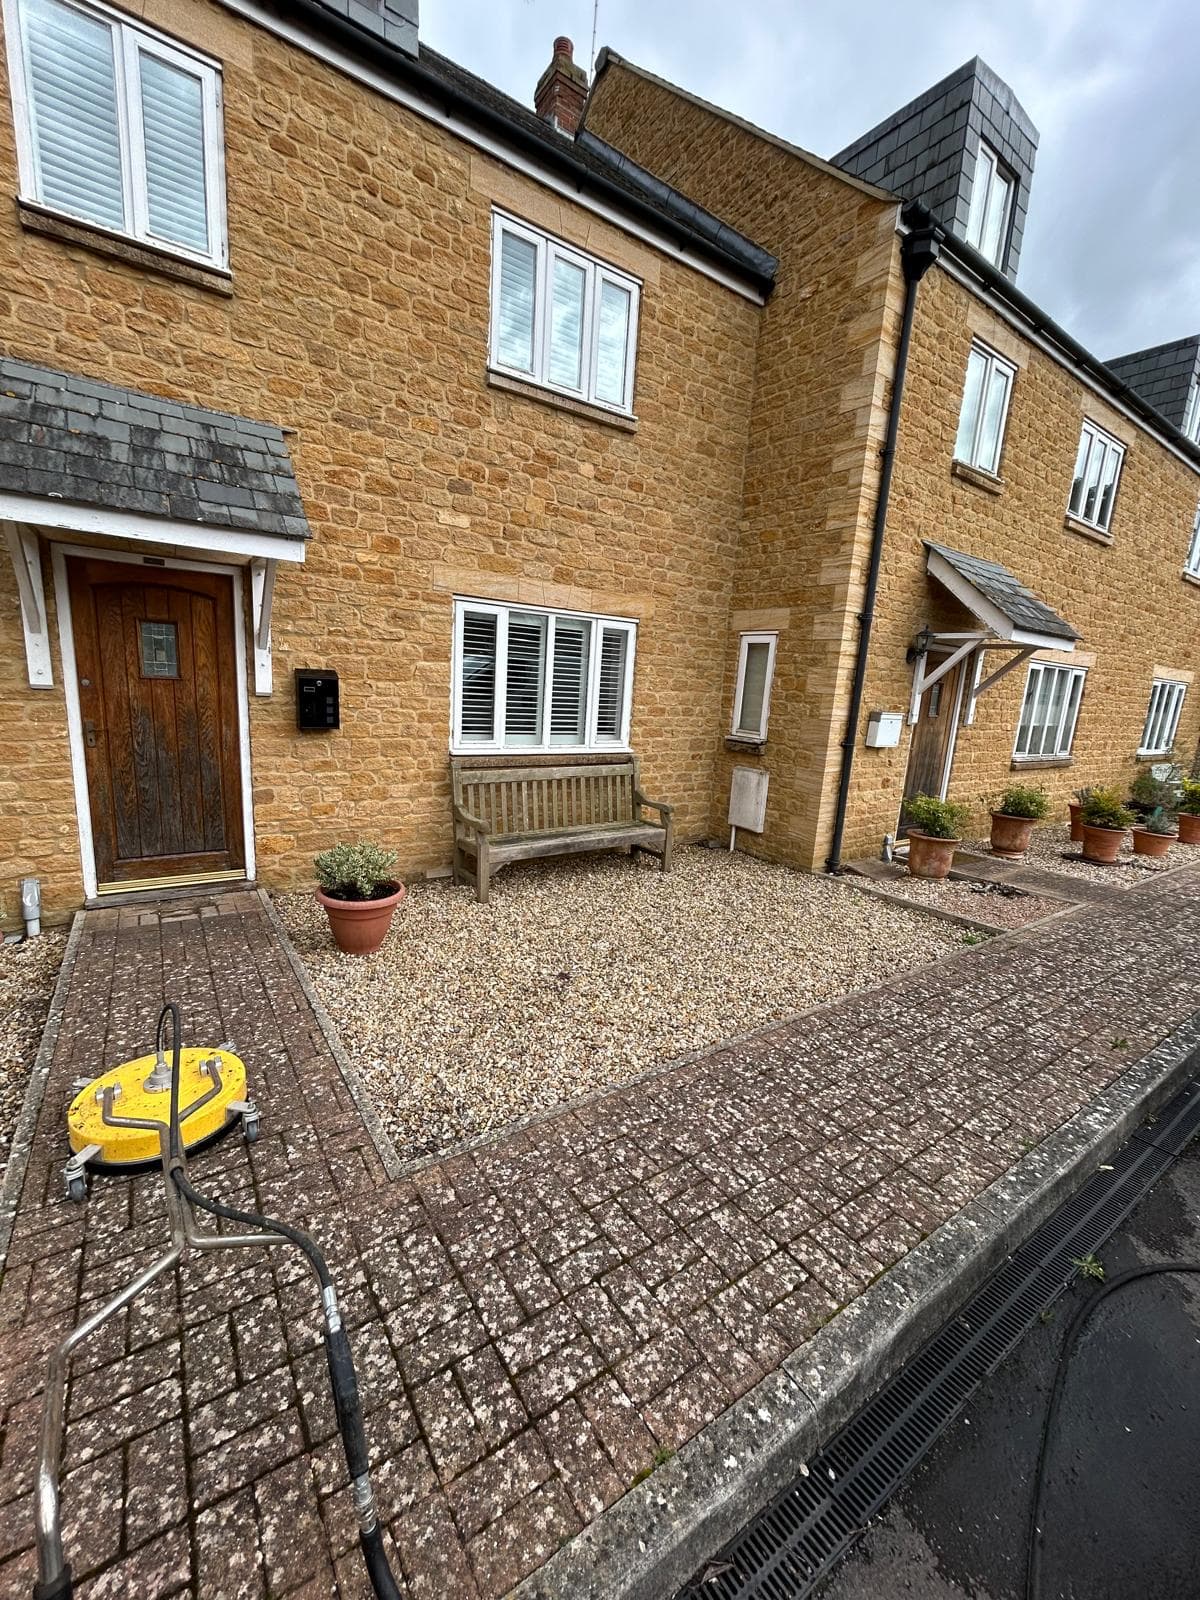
[880,875,1062,928]
[275,846,960,1162]
[0,929,68,1178]
[968,822,1200,889]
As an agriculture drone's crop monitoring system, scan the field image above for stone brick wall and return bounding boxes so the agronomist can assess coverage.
[0,2,759,921]
[842,264,1200,857]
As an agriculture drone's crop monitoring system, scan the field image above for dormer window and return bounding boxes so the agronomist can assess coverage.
[1183,381,1200,445]
[965,141,1014,268]
[5,0,227,269]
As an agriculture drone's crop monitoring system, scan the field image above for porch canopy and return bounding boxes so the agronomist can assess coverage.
[910,541,1080,725]
[0,357,310,693]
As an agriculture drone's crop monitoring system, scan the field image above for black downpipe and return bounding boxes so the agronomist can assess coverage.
[825,223,942,873]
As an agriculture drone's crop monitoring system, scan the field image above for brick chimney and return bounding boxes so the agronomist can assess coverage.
[534,36,588,135]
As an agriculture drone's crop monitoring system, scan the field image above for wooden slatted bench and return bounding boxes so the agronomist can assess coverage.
[450,756,673,903]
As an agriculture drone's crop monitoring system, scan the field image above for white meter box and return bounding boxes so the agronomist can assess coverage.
[865,711,903,748]
[728,766,769,833]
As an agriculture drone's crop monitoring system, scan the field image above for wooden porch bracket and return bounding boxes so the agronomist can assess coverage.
[3,520,52,688]
[250,556,277,695]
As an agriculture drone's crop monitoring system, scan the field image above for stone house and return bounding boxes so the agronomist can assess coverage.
[0,0,1197,923]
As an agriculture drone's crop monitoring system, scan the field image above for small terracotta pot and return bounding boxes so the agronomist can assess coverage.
[1080,823,1126,864]
[317,884,405,955]
[1131,827,1174,858]
[1179,812,1200,845]
[990,811,1036,859]
[906,830,960,880]
[1068,802,1083,843]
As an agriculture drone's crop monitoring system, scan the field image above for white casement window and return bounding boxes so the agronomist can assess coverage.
[1139,679,1187,758]
[731,632,777,740]
[489,211,640,414]
[452,598,636,753]
[953,342,1016,474]
[1067,420,1125,532]
[1013,663,1086,760]
[965,140,1014,267]
[1185,503,1200,578]
[4,0,227,268]
[1183,382,1200,446]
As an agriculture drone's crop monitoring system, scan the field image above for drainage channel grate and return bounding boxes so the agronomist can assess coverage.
[678,1074,1200,1600]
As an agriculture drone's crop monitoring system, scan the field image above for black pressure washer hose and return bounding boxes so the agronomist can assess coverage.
[159,1003,403,1600]
[1025,1260,1200,1600]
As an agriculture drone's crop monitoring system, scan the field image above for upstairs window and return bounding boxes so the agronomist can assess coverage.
[1067,420,1125,533]
[1013,663,1086,760]
[6,0,226,268]
[731,632,777,740]
[954,342,1015,475]
[453,598,636,753]
[1186,502,1200,578]
[965,141,1013,267]
[1183,381,1200,445]
[1139,678,1186,758]
[489,211,640,414]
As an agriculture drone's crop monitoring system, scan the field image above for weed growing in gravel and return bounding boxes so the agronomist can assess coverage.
[1071,1253,1106,1281]
[1111,1036,1129,1051]
[961,931,986,945]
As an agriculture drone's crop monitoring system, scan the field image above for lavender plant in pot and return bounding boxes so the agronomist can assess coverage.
[988,783,1049,859]
[903,794,970,880]
[314,842,404,955]
[1079,787,1134,865]
[1130,806,1176,858]
[1177,779,1200,846]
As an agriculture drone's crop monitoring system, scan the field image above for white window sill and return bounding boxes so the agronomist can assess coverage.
[450,746,634,760]
[1063,512,1114,545]
[1183,570,1200,589]
[18,199,231,293]
[486,369,638,432]
[951,458,1005,495]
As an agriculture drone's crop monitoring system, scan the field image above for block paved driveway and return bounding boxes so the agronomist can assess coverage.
[1,872,1199,1597]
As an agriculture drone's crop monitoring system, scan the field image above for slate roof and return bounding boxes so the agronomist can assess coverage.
[1105,336,1200,433]
[0,357,311,540]
[925,540,1079,641]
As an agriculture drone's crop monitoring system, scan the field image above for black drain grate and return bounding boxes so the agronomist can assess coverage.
[678,1073,1200,1600]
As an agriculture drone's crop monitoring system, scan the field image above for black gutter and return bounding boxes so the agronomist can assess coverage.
[269,1,776,297]
[825,221,942,874]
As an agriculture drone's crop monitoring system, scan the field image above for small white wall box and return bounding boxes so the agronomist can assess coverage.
[728,766,769,832]
[865,711,904,749]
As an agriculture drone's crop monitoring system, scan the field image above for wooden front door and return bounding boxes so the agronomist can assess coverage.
[901,654,965,822]
[68,558,245,887]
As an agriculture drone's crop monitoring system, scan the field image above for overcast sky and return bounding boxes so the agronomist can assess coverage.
[421,0,1200,361]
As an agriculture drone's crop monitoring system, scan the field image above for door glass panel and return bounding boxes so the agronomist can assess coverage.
[139,619,178,678]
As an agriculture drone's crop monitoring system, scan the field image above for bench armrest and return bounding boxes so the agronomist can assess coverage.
[634,790,673,823]
[452,803,490,837]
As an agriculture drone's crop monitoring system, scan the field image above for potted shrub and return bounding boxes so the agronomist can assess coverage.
[903,794,970,880]
[1178,778,1200,845]
[1130,806,1176,858]
[314,842,404,955]
[1079,787,1134,864]
[988,783,1049,859]
[1068,786,1095,844]
[1129,765,1177,823]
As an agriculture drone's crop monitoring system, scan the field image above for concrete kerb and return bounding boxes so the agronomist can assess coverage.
[512,1008,1200,1600]
[0,911,85,1271]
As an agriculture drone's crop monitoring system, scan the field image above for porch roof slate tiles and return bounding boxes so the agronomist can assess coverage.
[0,358,312,540]
[924,539,1080,641]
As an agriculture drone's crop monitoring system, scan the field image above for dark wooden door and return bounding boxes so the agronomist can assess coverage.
[68,558,245,886]
[901,655,964,824]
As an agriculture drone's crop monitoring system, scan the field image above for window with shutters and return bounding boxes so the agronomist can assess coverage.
[452,598,636,753]
[731,632,777,740]
[953,343,1015,475]
[1067,420,1125,533]
[1138,678,1187,758]
[5,0,227,268]
[488,211,640,415]
[1013,663,1086,760]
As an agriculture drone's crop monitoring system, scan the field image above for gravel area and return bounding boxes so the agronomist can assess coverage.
[0,929,68,1179]
[275,845,962,1162]
[967,822,1200,888]
[873,874,1064,928]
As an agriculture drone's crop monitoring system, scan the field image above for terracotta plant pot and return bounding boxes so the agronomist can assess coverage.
[1080,823,1126,865]
[1179,812,1200,845]
[990,811,1037,859]
[1131,827,1174,858]
[1068,802,1084,843]
[906,830,960,880]
[316,883,405,955]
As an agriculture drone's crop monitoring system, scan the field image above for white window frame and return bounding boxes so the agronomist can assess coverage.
[1067,419,1125,532]
[450,597,636,754]
[1012,662,1087,760]
[1183,381,1200,446]
[953,341,1016,474]
[4,0,228,270]
[1185,502,1200,579]
[965,140,1014,267]
[1138,678,1187,758]
[731,631,777,740]
[488,210,640,416]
